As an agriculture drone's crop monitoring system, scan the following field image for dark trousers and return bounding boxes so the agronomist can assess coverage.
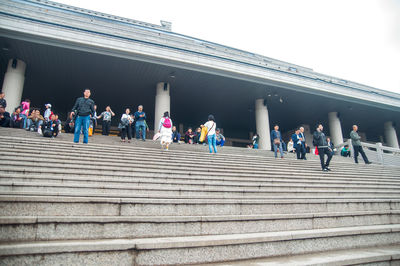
[11,119,23,128]
[121,126,132,140]
[102,120,111,135]
[300,143,306,159]
[353,145,369,163]
[52,126,59,137]
[317,147,333,170]
[295,144,306,159]
[295,146,301,159]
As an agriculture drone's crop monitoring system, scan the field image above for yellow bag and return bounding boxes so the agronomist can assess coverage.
[199,127,208,142]
[88,126,93,137]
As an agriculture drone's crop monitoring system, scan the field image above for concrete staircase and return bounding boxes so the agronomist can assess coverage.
[0,127,399,265]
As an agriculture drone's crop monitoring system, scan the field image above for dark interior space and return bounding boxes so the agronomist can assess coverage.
[1,36,399,142]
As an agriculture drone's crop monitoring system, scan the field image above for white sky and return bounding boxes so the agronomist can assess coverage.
[56,0,400,94]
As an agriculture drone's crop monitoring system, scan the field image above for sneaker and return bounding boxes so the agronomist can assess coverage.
[325,167,331,171]
[366,162,372,164]
[322,168,329,172]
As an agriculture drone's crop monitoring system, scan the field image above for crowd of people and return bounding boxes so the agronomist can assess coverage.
[269,122,371,171]
[0,89,374,166]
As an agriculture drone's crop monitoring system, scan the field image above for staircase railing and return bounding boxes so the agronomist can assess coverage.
[335,140,400,166]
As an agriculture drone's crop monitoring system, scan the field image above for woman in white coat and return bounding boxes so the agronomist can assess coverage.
[158,111,173,150]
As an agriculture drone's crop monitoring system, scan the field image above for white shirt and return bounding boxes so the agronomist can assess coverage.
[204,121,216,135]
[121,113,133,122]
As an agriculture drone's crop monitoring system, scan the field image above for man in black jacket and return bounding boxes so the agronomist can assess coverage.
[70,89,95,144]
[313,124,333,172]
[0,104,10,127]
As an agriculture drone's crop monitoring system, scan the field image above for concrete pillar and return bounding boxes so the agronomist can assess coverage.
[255,99,271,150]
[154,82,170,131]
[1,59,26,113]
[328,111,343,145]
[384,121,399,149]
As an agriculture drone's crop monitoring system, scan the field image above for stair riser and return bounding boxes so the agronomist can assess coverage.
[1,214,398,242]
[2,159,398,181]
[0,175,400,192]
[2,174,399,188]
[1,232,399,265]
[1,185,399,197]
[1,149,397,176]
[1,201,398,216]
[1,168,399,185]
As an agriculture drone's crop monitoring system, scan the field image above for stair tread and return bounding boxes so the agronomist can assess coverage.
[1,224,399,255]
[205,245,400,266]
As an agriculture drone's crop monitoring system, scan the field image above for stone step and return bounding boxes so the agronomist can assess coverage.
[1,148,398,178]
[1,211,399,242]
[0,133,384,169]
[0,130,374,164]
[2,173,399,192]
[0,224,399,265]
[2,159,400,185]
[2,181,400,198]
[0,132,320,160]
[2,171,399,190]
[0,137,394,172]
[1,194,399,216]
[205,245,400,266]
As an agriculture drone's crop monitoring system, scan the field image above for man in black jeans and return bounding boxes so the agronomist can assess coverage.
[350,125,371,164]
[313,124,333,172]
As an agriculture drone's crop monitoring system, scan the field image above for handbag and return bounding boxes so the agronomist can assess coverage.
[273,138,280,145]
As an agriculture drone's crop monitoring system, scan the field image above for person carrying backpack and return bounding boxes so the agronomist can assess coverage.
[158,111,173,150]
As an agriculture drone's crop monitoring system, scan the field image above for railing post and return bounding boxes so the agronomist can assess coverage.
[376,142,383,164]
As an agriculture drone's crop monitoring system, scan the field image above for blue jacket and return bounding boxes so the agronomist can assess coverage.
[291,133,301,148]
[271,130,283,142]
[134,111,146,122]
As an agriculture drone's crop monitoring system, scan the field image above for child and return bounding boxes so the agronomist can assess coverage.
[158,111,173,150]
[252,133,259,149]
[21,99,30,128]
[215,128,225,147]
[44,103,52,121]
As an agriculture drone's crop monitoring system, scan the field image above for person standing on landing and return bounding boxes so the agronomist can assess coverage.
[202,115,217,153]
[70,89,95,144]
[299,126,307,160]
[97,106,115,136]
[291,129,302,159]
[350,125,372,164]
[120,108,133,143]
[134,105,147,141]
[313,123,333,172]
[271,125,284,158]
[158,111,173,150]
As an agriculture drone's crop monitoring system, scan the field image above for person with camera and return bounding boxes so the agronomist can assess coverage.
[313,123,333,172]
